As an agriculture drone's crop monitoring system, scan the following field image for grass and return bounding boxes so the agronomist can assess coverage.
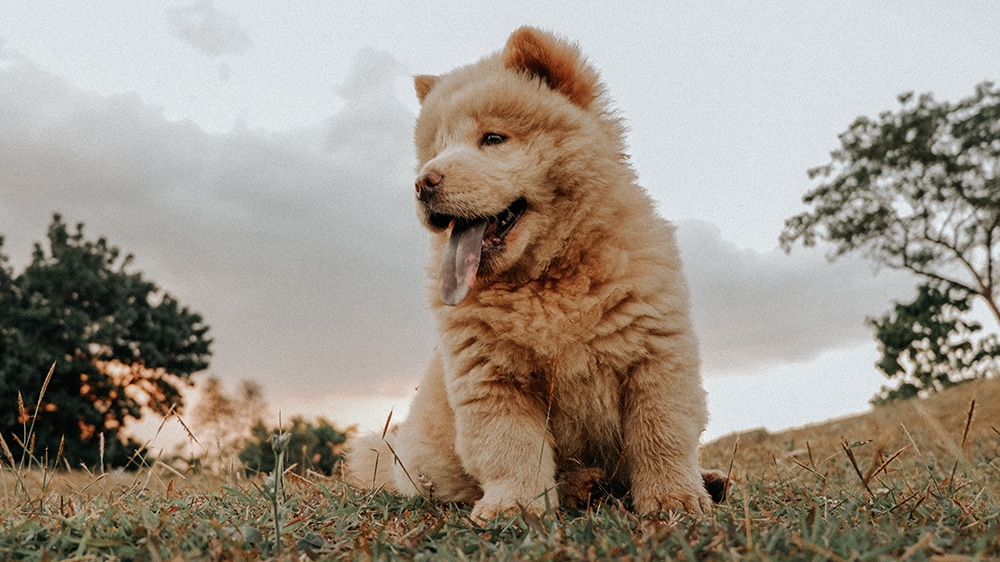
[2,377,999,560]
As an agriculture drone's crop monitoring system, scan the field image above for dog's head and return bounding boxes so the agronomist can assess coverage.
[413,27,626,305]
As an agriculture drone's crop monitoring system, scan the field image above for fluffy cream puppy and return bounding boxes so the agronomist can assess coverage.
[347,27,724,520]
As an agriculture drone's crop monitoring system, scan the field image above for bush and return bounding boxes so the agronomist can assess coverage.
[239,416,347,476]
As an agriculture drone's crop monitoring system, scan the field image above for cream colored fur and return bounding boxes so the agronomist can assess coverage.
[346,27,714,520]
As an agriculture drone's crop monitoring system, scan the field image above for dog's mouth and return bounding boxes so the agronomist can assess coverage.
[435,197,527,306]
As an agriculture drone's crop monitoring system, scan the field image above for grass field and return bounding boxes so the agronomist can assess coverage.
[2,377,998,560]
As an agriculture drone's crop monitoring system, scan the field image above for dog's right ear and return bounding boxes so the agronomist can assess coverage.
[415,74,437,103]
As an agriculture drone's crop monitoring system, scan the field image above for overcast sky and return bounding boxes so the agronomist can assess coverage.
[1,2,997,441]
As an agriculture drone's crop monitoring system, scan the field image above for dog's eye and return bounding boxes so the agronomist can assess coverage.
[480,132,507,146]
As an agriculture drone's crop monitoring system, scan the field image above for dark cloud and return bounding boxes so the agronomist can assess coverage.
[165,0,254,57]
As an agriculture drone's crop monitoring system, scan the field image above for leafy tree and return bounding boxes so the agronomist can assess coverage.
[867,282,1000,404]
[239,417,347,477]
[0,215,212,468]
[781,82,1000,399]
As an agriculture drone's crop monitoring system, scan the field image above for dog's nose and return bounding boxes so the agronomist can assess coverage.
[415,171,442,202]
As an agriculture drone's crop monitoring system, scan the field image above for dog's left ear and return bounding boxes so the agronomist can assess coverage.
[415,74,437,103]
[502,26,601,109]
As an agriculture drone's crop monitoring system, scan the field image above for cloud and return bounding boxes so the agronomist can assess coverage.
[677,220,915,375]
[0,51,431,400]
[327,48,414,178]
[165,0,254,57]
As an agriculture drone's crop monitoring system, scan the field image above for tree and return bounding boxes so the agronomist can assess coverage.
[0,215,212,468]
[190,376,266,470]
[867,281,1000,404]
[780,82,1000,398]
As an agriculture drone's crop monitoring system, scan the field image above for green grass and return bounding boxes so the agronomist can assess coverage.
[2,377,999,560]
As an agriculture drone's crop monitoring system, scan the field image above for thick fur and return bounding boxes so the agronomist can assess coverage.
[347,27,720,519]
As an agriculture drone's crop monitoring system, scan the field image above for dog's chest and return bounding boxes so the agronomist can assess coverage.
[469,273,637,360]
[544,352,624,463]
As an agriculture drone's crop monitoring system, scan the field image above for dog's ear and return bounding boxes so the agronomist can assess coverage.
[502,26,600,109]
[414,74,437,103]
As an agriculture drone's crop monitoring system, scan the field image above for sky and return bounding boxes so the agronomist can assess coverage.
[1,1,998,444]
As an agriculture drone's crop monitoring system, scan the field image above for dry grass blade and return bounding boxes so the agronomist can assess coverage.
[727,437,739,483]
[861,441,886,485]
[54,436,65,468]
[840,439,874,498]
[35,362,55,417]
[70,471,108,500]
[16,363,57,471]
[99,432,105,474]
[381,409,393,440]
[371,410,395,489]
[960,398,975,449]
[898,422,939,481]
[174,409,203,450]
[155,459,186,480]
[126,405,192,474]
[0,431,15,467]
[16,391,28,424]
[945,400,976,490]
[865,446,909,484]
[368,448,381,490]
[787,456,826,480]
[888,488,926,513]
[742,487,753,550]
[518,503,549,534]
[384,440,422,499]
[0,431,29,498]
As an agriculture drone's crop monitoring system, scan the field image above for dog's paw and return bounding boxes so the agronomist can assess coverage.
[470,498,521,521]
[634,484,713,515]
[470,487,555,521]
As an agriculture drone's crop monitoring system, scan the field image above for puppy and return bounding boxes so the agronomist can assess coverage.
[347,27,724,520]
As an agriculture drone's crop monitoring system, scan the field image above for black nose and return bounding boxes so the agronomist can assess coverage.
[415,171,442,202]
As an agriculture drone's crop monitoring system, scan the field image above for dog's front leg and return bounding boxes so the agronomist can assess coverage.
[622,349,712,514]
[446,363,558,520]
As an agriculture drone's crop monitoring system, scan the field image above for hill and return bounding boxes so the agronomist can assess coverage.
[703,374,1000,471]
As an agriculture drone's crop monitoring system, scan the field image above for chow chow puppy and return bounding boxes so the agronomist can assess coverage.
[346,27,725,520]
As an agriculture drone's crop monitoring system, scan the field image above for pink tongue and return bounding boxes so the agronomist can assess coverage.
[440,220,487,305]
